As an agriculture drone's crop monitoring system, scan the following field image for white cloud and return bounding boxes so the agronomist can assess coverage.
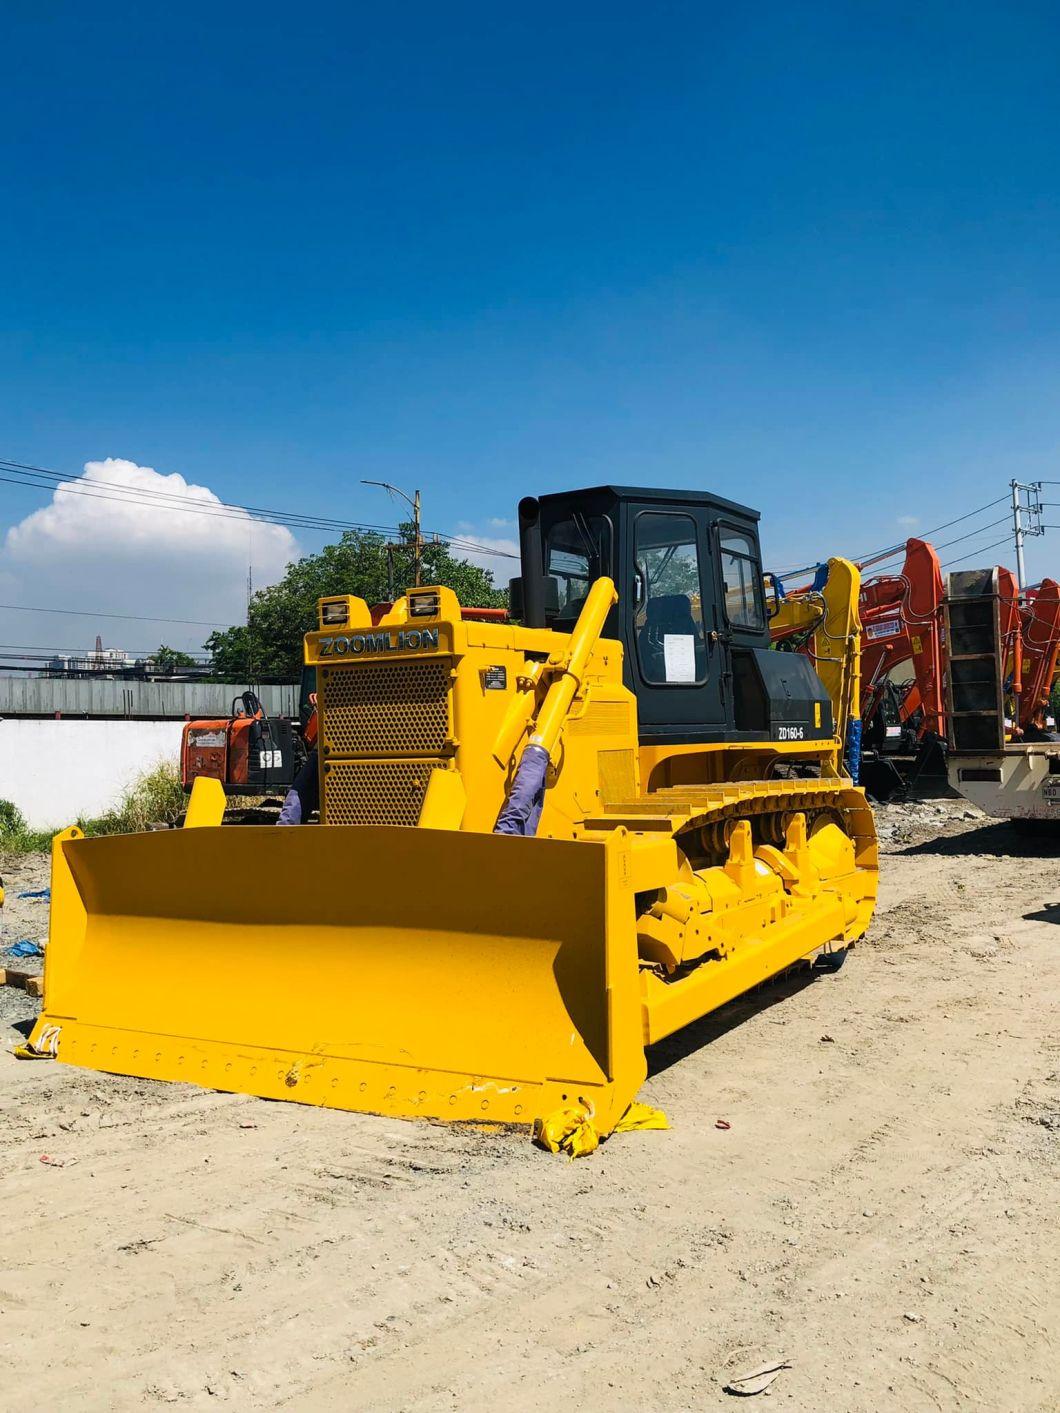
[0,458,299,655]
[451,530,520,585]
[896,515,920,528]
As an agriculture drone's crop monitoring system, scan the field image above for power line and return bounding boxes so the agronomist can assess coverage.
[769,494,1011,581]
[789,512,1012,585]
[939,535,1014,570]
[0,464,399,536]
[0,643,210,657]
[0,456,391,528]
[0,456,518,560]
[0,602,228,627]
[0,456,517,635]
[870,517,1011,570]
[853,495,1009,570]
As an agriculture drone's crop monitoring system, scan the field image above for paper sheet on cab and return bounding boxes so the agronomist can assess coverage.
[663,633,696,683]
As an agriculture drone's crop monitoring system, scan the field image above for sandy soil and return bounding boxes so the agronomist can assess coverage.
[0,850,50,976]
[1,802,1057,1411]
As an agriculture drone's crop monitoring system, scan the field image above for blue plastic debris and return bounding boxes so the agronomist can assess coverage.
[16,889,50,901]
[4,938,44,958]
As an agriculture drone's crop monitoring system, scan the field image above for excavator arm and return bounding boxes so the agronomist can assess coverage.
[1018,579,1060,734]
[770,557,862,772]
[859,539,945,739]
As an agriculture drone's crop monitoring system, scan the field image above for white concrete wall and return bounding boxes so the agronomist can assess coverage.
[0,719,185,828]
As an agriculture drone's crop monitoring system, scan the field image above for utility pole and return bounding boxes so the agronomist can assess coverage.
[361,481,424,590]
[412,487,422,586]
[1010,480,1044,592]
[1011,479,1027,591]
[246,521,255,682]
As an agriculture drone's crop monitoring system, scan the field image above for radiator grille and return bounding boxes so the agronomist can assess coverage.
[323,759,447,826]
[567,700,632,736]
[320,659,451,756]
[597,748,636,804]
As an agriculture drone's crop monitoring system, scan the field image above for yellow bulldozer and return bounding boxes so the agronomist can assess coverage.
[29,485,877,1141]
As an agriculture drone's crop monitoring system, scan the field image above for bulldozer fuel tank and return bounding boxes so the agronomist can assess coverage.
[29,784,877,1140]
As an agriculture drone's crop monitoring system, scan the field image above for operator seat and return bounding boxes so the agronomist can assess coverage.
[638,594,704,681]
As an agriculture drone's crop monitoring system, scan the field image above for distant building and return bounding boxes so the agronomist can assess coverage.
[46,634,141,677]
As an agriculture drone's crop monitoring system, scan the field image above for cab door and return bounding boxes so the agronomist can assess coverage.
[625,503,729,740]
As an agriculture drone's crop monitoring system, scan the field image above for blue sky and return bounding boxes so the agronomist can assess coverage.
[3,2,1060,650]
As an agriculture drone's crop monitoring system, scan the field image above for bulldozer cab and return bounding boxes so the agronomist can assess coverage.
[514,486,832,746]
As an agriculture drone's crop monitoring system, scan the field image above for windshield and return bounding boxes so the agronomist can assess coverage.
[544,515,611,619]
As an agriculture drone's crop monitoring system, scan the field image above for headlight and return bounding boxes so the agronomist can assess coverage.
[321,599,350,627]
[408,590,440,618]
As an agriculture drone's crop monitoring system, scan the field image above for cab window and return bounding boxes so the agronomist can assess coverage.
[544,515,610,620]
[718,527,764,631]
[634,512,706,684]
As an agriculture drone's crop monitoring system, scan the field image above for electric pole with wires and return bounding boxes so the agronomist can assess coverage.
[361,480,424,589]
[1010,480,1043,591]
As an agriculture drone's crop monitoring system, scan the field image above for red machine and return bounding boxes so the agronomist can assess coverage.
[858,546,1060,748]
[181,690,304,796]
[858,539,946,745]
[1018,579,1060,736]
[771,536,1060,808]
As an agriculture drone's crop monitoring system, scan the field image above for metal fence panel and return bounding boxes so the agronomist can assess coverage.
[0,679,298,719]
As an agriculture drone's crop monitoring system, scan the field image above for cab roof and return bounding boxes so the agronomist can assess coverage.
[534,484,761,523]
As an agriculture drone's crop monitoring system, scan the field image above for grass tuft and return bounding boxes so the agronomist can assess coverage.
[77,760,186,837]
[0,799,57,856]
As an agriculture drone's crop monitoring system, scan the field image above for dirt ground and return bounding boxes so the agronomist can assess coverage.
[0,850,50,974]
[1,802,1058,1412]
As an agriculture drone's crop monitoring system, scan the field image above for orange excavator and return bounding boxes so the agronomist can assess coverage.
[180,678,316,798]
[1017,579,1060,738]
[859,547,1060,744]
[771,534,1060,811]
[858,539,946,763]
[859,546,1060,744]
[768,540,947,796]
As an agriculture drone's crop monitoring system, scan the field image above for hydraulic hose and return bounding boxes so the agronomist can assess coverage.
[494,576,617,837]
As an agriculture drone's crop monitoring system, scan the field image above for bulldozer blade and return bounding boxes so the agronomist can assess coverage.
[31,824,648,1136]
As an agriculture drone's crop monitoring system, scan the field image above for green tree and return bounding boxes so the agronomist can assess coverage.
[205,625,252,680]
[151,644,198,674]
[204,526,508,679]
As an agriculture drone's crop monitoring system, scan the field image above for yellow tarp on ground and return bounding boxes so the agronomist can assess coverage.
[534,1100,669,1158]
